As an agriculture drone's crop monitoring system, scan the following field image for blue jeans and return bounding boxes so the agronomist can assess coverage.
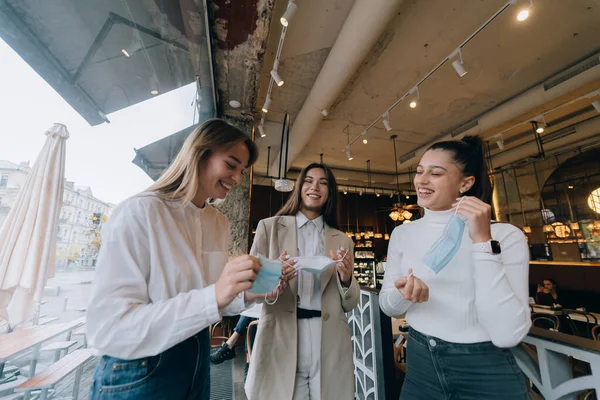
[400,329,528,400]
[89,329,210,400]
[233,316,257,352]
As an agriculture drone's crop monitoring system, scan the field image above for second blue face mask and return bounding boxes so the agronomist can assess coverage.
[248,254,283,294]
[422,198,466,274]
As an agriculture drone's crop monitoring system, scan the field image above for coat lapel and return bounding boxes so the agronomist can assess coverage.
[321,225,342,292]
[277,216,299,297]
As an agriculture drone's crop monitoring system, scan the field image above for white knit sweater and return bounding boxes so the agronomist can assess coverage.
[379,208,531,348]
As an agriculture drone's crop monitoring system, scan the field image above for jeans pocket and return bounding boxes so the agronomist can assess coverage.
[99,354,162,394]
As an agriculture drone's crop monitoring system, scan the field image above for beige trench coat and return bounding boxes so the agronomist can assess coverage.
[244,215,359,400]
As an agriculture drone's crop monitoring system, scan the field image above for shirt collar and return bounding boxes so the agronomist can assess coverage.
[296,211,325,233]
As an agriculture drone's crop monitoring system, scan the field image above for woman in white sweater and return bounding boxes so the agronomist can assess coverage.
[380,136,531,399]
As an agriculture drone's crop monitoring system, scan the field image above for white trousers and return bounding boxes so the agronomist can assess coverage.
[293,317,322,400]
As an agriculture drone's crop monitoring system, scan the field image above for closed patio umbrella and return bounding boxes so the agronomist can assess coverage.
[0,123,69,327]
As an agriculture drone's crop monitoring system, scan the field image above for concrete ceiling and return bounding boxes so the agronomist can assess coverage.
[242,0,600,190]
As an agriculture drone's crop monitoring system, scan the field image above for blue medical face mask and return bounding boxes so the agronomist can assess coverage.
[422,198,466,274]
[293,256,337,275]
[248,254,282,294]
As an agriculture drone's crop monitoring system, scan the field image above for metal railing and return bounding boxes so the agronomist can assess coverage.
[513,327,600,400]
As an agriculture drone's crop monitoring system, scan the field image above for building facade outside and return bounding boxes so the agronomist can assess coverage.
[0,160,114,270]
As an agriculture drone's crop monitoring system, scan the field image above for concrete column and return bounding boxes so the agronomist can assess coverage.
[215,117,253,256]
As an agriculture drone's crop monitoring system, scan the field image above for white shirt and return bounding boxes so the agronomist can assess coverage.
[296,212,325,311]
[379,208,531,348]
[87,194,245,359]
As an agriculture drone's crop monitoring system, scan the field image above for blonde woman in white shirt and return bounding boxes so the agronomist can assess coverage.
[87,119,260,400]
[380,136,531,400]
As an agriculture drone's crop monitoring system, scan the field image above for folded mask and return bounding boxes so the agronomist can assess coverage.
[421,197,466,274]
[293,256,338,275]
[248,254,282,294]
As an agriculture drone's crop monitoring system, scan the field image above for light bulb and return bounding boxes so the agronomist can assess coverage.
[517,9,530,21]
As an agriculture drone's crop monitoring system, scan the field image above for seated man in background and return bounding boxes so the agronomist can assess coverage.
[536,278,559,306]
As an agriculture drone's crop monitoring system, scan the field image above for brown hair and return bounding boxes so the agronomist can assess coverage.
[276,163,339,229]
[148,118,258,205]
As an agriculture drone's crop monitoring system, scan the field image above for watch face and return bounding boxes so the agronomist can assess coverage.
[490,240,501,254]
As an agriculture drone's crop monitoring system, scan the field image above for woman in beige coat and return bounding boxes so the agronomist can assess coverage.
[245,163,359,400]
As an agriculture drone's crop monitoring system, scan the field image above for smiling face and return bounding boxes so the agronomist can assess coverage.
[299,167,329,216]
[415,149,474,211]
[197,141,250,200]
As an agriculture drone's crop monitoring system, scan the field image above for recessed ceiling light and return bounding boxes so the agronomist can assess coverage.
[150,90,158,95]
[229,100,241,108]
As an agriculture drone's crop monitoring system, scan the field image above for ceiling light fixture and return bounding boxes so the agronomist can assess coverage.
[409,86,419,109]
[497,134,505,150]
[280,1,297,27]
[345,147,353,161]
[383,112,392,131]
[149,75,160,95]
[534,115,547,133]
[258,116,266,137]
[321,109,328,116]
[121,40,143,58]
[271,60,284,87]
[262,96,272,113]
[362,131,368,145]
[450,48,467,77]
[512,0,533,21]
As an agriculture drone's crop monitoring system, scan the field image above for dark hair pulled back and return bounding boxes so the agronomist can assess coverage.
[428,135,492,204]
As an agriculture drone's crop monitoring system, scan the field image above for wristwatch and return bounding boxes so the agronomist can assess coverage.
[472,240,501,254]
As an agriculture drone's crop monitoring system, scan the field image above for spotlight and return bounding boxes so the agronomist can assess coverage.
[362,132,368,145]
[452,60,467,77]
[346,147,353,161]
[322,109,328,116]
[450,48,467,77]
[376,192,380,197]
[262,96,272,113]
[149,75,160,95]
[271,69,284,87]
[408,86,419,109]
[390,192,394,198]
[568,185,574,189]
[280,1,297,27]
[258,123,266,138]
[383,112,392,131]
[359,189,363,196]
[343,189,348,195]
[536,123,546,134]
[517,9,530,21]
[497,138,505,150]
[406,194,410,199]
[121,40,143,57]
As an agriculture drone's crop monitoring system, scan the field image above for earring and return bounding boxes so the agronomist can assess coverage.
[459,189,464,194]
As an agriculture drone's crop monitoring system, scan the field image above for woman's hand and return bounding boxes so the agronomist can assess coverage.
[215,255,261,310]
[394,268,429,303]
[330,248,353,286]
[452,196,493,243]
[280,251,298,282]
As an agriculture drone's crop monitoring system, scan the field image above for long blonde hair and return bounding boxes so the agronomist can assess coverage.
[147,118,258,205]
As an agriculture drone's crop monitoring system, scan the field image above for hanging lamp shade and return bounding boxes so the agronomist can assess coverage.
[274,178,294,192]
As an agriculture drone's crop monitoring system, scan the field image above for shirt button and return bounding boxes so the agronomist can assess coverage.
[322,313,329,321]
[429,339,437,347]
